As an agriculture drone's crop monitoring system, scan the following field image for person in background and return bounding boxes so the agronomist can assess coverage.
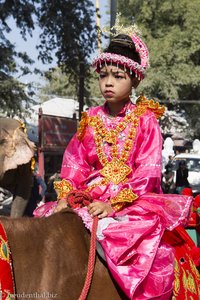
[162,164,175,193]
[45,170,61,202]
[24,163,47,216]
[167,155,173,168]
[34,163,47,200]
[175,160,190,194]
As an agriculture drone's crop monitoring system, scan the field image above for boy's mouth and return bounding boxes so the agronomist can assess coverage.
[104,90,114,97]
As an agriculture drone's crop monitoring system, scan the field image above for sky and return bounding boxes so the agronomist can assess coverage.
[7,0,110,87]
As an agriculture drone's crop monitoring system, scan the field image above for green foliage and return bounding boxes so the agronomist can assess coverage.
[40,66,104,107]
[37,0,97,85]
[118,0,200,101]
[0,0,97,115]
[118,0,200,137]
[86,70,104,106]
[0,75,33,117]
[0,0,38,115]
[40,67,77,102]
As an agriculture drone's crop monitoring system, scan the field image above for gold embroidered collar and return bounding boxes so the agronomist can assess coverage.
[77,96,165,185]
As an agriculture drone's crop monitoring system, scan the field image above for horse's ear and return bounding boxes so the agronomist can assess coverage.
[0,126,36,176]
[0,128,15,178]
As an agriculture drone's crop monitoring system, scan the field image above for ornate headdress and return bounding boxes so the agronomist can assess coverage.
[92,14,149,81]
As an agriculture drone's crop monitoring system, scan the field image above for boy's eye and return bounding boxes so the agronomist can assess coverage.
[114,74,125,79]
[99,73,106,78]
[115,75,124,79]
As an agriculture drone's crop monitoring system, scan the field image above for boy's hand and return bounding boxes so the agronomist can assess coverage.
[88,201,113,218]
[54,199,68,213]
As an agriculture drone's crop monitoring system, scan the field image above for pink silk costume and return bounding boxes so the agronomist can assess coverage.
[34,98,192,300]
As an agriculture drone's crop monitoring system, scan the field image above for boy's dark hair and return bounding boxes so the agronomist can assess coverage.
[104,34,141,65]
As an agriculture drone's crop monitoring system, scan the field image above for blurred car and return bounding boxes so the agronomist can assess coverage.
[172,153,200,195]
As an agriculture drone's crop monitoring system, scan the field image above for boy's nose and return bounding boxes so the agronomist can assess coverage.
[105,77,113,86]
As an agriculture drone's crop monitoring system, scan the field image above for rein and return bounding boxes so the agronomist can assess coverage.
[66,191,98,300]
[79,216,98,300]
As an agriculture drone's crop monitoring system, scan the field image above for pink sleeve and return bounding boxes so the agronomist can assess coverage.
[60,134,91,189]
[123,113,163,197]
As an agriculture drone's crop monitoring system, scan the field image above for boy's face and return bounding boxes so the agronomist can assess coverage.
[99,64,137,104]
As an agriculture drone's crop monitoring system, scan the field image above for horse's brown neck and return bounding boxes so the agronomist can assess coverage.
[2,209,91,256]
[0,210,92,296]
[0,210,128,300]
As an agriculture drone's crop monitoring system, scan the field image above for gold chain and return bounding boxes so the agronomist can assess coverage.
[89,113,139,167]
[88,111,141,185]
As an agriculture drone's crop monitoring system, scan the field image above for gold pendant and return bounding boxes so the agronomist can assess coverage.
[100,158,132,184]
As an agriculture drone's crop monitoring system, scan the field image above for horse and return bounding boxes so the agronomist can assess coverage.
[0,118,35,217]
[1,209,128,300]
[1,208,200,300]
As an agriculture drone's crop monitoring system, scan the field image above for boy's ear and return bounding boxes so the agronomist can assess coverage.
[132,77,140,89]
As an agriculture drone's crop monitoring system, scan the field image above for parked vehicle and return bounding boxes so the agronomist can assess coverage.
[172,153,200,195]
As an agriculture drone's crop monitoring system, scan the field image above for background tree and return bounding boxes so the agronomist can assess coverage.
[39,68,77,102]
[37,0,97,99]
[118,0,200,138]
[0,0,97,116]
[40,66,103,106]
[0,0,38,116]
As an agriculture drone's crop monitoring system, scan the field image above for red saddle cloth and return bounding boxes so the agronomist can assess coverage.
[163,226,200,299]
[182,189,200,228]
[0,222,15,300]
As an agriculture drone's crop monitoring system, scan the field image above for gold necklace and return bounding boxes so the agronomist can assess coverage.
[88,112,139,184]
[77,95,165,187]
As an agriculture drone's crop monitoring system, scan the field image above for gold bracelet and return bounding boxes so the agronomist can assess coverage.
[111,202,125,212]
[54,179,73,200]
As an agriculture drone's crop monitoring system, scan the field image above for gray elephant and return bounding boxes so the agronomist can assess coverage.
[0,118,36,217]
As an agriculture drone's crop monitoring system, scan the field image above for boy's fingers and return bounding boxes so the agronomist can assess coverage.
[98,211,108,219]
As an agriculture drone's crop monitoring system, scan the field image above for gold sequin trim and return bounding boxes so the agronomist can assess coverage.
[110,188,138,206]
[85,178,109,192]
[173,258,180,296]
[173,254,200,299]
[112,202,125,212]
[136,95,165,119]
[0,236,10,262]
[77,111,89,141]
[54,179,73,200]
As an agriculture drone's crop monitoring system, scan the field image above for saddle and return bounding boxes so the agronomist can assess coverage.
[0,222,15,299]
[163,226,200,299]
